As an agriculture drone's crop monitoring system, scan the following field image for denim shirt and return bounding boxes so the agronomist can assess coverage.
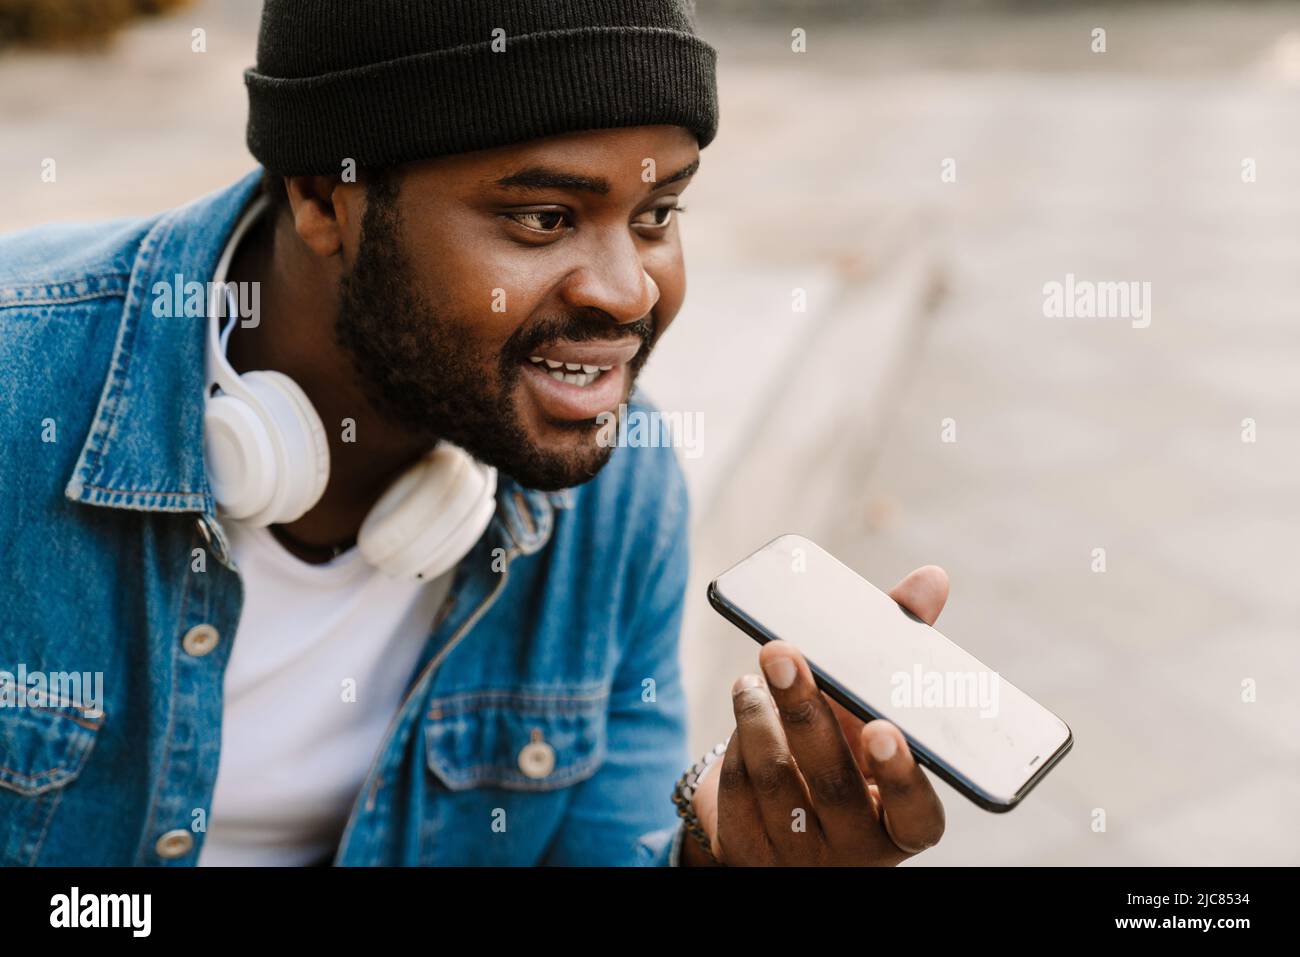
[0,170,692,866]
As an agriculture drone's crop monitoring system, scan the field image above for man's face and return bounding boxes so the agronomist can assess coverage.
[334,125,698,490]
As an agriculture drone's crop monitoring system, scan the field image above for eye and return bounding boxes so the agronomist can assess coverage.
[507,209,570,233]
[633,204,686,230]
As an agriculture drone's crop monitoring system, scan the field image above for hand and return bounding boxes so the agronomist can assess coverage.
[685,565,949,866]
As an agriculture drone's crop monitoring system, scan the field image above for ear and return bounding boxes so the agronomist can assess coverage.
[284,175,364,259]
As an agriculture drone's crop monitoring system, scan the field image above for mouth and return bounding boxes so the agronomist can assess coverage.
[517,337,642,423]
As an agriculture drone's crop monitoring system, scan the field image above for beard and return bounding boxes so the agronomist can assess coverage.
[334,174,655,491]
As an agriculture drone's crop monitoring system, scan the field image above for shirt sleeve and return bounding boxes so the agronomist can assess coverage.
[540,452,692,866]
[636,818,689,867]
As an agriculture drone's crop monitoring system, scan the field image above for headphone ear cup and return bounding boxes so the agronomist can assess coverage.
[204,391,278,520]
[358,445,497,581]
[239,370,330,526]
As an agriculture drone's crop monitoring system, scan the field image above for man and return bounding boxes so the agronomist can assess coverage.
[0,0,947,866]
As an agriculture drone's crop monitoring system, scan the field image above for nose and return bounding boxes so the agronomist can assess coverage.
[557,229,660,326]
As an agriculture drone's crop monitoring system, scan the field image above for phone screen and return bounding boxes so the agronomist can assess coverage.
[710,534,1071,810]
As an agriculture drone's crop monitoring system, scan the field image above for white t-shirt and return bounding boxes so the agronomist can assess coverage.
[197,193,454,866]
[197,520,453,866]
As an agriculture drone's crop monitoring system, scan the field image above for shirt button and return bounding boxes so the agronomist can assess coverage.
[155,829,194,859]
[182,623,220,657]
[518,730,556,779]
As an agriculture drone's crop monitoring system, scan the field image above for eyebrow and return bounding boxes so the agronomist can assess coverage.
[492,158,699,196]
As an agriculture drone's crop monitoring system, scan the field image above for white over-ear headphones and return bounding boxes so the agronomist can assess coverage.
[202,195,498,581]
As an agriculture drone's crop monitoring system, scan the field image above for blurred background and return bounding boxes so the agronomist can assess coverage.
[3,0,1298,865]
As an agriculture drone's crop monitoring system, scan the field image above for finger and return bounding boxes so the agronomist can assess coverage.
[861,719,946,857]
[731,672,818,860]
[888,565,949,626]
[759,641,875,844]
[713,725,771,864]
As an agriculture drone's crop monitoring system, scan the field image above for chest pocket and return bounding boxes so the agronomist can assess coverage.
[424,684,608,792]
[0,689,104,865]
[0,698,103,796]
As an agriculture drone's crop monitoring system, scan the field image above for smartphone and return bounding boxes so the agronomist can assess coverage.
[707,534,1072,812]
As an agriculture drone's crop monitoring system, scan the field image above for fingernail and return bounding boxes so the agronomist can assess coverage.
[868,730,897,763]
[732,673,762,695]
[762,655,797,690]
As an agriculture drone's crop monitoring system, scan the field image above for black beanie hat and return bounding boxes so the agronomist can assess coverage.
[245,0,719,176]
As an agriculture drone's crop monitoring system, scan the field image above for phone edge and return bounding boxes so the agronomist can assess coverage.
[706,577,1073,814]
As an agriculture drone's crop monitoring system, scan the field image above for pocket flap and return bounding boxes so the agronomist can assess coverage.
[0,696,104,796]
[424,685,607,792]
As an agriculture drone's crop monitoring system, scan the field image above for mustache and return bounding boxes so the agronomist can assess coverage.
[504,310,655,364]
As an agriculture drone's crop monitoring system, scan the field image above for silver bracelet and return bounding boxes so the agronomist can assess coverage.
[670,734,731,864]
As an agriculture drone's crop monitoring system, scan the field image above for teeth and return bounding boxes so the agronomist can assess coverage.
[528,355,613,387]
[527,355,615,375]
[546,368,599,387]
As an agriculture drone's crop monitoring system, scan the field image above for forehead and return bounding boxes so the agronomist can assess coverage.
[405,125,700,194]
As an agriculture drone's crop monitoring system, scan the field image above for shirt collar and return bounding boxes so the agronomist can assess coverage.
[65,168,264,515]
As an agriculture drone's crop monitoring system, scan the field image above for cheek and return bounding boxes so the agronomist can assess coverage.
[405,248,544,356]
